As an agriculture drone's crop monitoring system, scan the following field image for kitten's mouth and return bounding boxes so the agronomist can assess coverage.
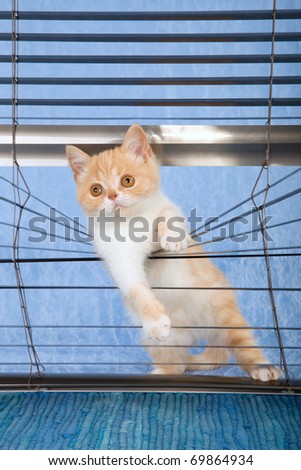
[112,199,132,210]
[105,201,126,214]
[106,199,134,214]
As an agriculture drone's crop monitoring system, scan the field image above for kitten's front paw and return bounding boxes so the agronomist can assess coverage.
[249,365,282,382]
[143,315,171,342]
[160,230,190,253]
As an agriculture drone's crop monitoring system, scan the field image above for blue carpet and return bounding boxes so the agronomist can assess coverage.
[0,392,300,450]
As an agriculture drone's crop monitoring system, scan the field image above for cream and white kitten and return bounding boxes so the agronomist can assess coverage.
[67,124,281,382]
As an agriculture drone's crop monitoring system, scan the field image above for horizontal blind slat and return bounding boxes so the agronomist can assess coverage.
[1,76,300,86]
[0,10,301,21]
[1,98,301,106]
[1,54,300,64]
[1,32,300,42]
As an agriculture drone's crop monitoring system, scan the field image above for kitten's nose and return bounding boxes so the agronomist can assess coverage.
[108,191,118,200]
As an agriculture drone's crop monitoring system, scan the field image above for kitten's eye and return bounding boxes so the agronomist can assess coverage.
[121,175,135,187]
[90,184,102,197]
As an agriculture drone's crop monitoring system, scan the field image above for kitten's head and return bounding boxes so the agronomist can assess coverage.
[66,124,160,216]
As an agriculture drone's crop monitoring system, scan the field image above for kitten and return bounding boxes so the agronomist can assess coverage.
[67,123,281,382]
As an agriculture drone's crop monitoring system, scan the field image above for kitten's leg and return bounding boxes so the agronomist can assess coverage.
[149,344,228,375]
[213,295,281,382]
[128,283,170,342]
[146,344,187,375]
[103,251,170,342]
[157,206,190,253]
[228,327,281,382]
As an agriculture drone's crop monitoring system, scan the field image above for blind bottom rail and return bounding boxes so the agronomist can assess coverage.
[0,373,300,394]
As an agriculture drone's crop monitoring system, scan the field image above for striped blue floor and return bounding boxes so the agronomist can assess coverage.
[0,392,300,450]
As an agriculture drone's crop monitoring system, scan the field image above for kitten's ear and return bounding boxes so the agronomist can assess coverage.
[66,145,91,181]
[122,123,152,160]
